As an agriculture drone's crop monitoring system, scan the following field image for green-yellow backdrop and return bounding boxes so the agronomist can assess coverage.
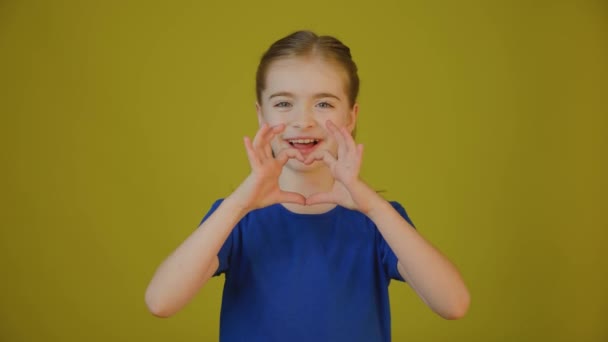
[1,0,606,341]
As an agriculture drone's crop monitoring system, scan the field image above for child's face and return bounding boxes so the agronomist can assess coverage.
[256,56,358,171]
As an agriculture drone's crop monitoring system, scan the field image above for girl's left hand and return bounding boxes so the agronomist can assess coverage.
[303,120,375,213]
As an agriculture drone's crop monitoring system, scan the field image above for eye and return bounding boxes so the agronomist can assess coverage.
[274,101,292,108]
[317,101,334,109]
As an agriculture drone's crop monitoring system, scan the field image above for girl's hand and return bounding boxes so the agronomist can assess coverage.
[229,123,307,212]
[304,120,375,213]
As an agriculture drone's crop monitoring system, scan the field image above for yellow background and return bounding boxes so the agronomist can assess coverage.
[1,0,606,341]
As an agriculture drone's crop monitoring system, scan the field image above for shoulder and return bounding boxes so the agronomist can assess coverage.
[199,198,279,226]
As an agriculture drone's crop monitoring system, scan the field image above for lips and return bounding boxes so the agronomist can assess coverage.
[284,137,322,153]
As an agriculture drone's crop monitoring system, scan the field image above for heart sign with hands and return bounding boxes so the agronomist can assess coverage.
[232,120,376,215]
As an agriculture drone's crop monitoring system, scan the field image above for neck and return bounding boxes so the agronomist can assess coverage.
[278,162,337,214]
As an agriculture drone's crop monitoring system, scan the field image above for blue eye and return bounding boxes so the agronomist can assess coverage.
[317,101,334,109]
[274,101,291,108]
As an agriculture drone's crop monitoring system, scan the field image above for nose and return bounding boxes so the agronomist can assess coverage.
[292,106,316,129]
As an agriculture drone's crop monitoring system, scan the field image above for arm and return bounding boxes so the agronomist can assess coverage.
[356,183,470,320]
[144,197,247,318]
[305,120,470,320]
[145,123,306,318]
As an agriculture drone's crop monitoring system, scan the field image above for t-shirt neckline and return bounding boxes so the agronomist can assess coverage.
[277,203,342,218]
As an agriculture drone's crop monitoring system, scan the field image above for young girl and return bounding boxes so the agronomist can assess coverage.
[145,30,470,341]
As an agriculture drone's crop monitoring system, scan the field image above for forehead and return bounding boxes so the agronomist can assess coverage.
[263,56,348,98]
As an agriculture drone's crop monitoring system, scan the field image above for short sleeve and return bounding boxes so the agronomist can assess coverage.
[378,201,416,282]
[198,199,234,277]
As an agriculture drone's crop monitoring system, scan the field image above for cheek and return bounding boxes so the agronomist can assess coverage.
[338,110,354,126]
[324,109,350,125]
[260,116,286,128]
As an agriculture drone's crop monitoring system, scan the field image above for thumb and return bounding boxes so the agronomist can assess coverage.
[277,190,307,205]
[306,192,336,206]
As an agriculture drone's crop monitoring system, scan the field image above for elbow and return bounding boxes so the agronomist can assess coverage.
[145,287,174,318]
[441,289,471,320]
[147,305,172,319]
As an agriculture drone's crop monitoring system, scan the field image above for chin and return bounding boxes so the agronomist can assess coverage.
[285,158,325,173]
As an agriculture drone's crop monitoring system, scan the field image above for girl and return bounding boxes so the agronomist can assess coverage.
[145,30,470,341]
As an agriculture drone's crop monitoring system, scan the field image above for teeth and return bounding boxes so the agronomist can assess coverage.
[289,139,318,144]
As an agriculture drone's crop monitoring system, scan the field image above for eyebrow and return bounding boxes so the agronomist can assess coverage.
[268,92,342,101]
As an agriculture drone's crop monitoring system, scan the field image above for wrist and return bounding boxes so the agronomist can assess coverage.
[348,178,383,215]
[223,192,253,216]
[364,197,393,220]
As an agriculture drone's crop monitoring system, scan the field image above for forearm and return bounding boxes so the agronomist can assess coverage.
[144,122,309,317]
[356,183,470,319]
[145,197,248,317]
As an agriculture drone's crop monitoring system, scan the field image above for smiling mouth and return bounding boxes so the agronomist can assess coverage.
[285,138,322,153]
[287,138,320,147]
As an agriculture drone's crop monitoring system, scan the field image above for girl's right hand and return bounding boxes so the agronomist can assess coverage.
[228,123,306,212]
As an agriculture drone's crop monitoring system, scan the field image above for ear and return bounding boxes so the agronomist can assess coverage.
[256,101,264,127]
[347,103,359,133]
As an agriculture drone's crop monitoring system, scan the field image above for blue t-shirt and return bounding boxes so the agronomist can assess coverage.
[199,199,416,342]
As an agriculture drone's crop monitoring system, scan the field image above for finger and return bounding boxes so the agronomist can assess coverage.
[304,149,336,168]
[277,190,307,205]
[276,148,305,165]
[326,120,348,156]
[340,125,357,154]
[263,124,285,158]
[243,136,261,168]
[252,123,270,150]
[307,150,336,167]
[270,123,286,134]
[357,143,364,159]
[264,124,285,144]
[306,191,337,206]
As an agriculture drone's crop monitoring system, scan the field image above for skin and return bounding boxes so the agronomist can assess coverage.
[145,55,470,320]
[253,56,360,214]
